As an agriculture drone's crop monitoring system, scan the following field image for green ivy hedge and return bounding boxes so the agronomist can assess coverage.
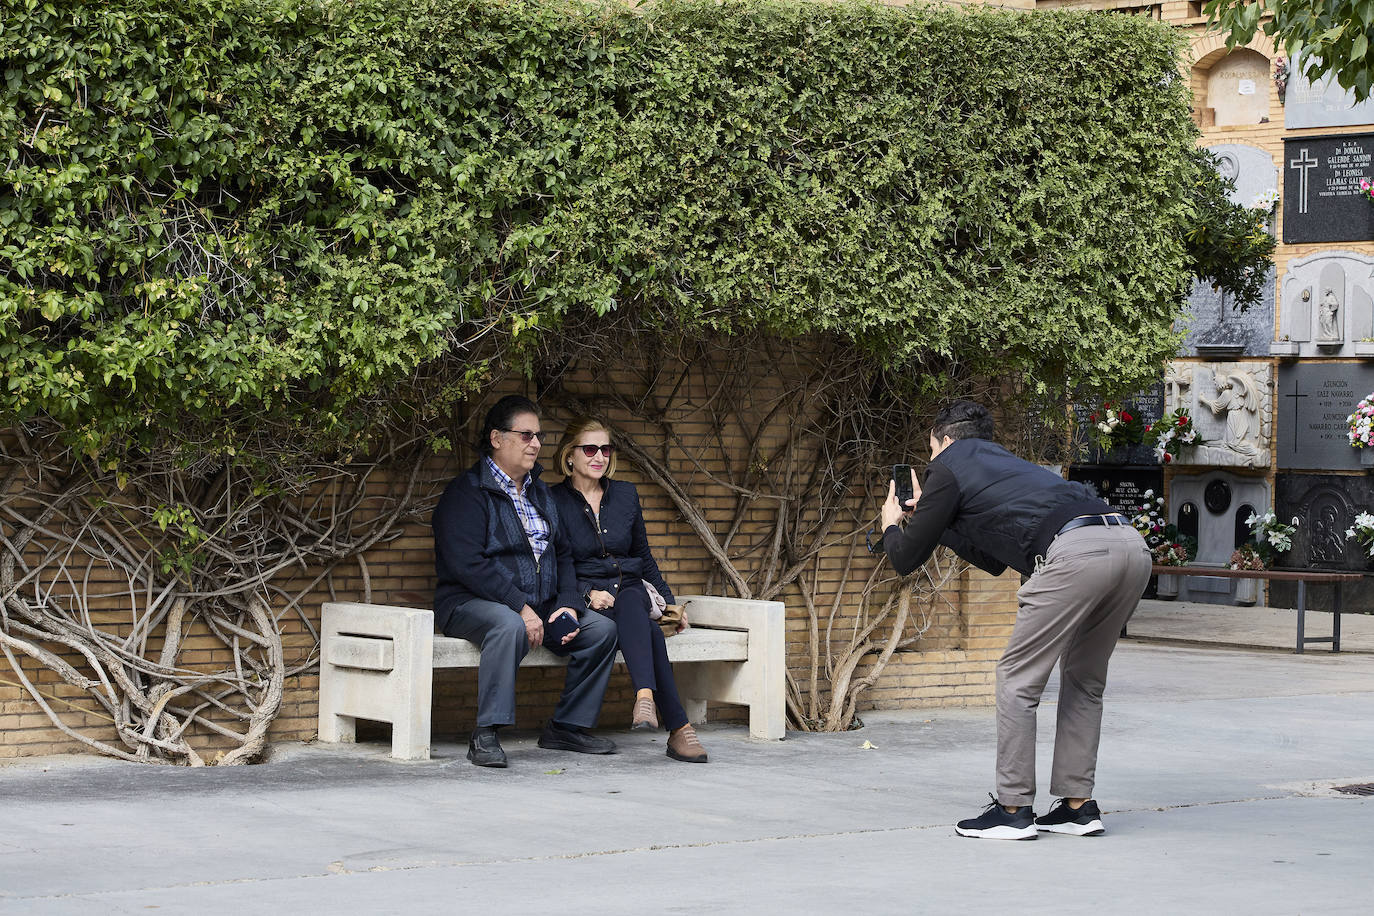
[0,0,1267,458]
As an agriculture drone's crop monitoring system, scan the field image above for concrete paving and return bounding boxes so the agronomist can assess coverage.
[1130,597,1374,654]
[2,640,1373,914]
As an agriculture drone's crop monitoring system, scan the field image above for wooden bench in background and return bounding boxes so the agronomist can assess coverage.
[317,595,786,760]
[1150,565,1362,654]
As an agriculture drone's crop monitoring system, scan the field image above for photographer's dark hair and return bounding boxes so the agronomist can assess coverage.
[932,400,995,442]
[478,395,540,455]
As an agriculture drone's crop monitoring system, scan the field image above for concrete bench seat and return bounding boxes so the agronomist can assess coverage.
[318,594,786,760]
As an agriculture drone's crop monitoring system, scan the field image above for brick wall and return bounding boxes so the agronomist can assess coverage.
[0,351,1022,759]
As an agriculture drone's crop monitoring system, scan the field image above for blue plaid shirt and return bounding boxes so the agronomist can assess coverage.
[486,457,550,560]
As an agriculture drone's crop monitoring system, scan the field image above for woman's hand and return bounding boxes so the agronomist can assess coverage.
[587,589,616,610]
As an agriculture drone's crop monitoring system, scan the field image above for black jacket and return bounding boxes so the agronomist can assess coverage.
[431,459,582,633]
[549,477,675,604]
[883,437,1110,577]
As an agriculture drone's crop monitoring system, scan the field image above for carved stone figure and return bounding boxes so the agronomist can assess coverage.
[1198,370,1262,463]
[1317,287,1342,341]
[1310,504,1347,564]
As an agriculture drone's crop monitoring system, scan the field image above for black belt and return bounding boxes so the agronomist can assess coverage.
[1056,514,1130,537]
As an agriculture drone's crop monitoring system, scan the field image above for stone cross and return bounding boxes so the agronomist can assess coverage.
[1288,147,1319,214]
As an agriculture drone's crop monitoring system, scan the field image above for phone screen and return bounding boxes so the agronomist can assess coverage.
[893,464,914,506]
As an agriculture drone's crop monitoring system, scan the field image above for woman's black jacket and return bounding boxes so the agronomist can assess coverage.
[549,477,675,605]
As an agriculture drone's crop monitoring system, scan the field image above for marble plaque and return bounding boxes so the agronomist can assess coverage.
[1182,269,1276,358]
[1162,361,1273,468]
[1206,143,1280,208]
[1206,50,1271,127]
[1276,362,1374,469]
[1283,134,1374,244]
[1284,59,1374,129]
[1067,466,1164,515]
[1274,251,1374,358]
[1071,384,1164,466]
[1170,471,1271,605]
[1271,472,1374,611]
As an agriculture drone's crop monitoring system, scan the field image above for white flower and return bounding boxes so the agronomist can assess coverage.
[1348,528,1357,539]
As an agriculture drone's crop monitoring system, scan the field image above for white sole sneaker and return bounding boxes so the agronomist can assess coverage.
[954,824,1038,840]
[1037,819,1105,836]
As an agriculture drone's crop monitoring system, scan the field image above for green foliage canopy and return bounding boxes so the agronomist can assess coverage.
[1,0,1271,461]
[1204,0,1374,101]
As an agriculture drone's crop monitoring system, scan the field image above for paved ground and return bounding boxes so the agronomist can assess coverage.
[1131,597,1374,653]
[3,636,1372,914]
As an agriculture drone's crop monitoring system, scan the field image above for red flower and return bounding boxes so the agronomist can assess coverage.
[1163,452,1173,464]
[1176,417,1187,427]
[1145,424,1152,432]
[1090,413,1098,421]
[1121,411,1133,422]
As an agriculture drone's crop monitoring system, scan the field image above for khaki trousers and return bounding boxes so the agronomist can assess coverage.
[995,524,1152,807]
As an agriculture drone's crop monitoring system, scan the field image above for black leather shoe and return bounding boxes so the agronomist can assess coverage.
[467,727,507,768]
[537,721,617,755]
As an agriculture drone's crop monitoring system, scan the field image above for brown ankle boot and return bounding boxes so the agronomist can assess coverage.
[666,724,708,763]
[632,695,658,730]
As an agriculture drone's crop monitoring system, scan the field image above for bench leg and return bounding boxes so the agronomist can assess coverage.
[1296,580,1306,655]
[1333,583,1343,653]
[318,711,357,745]
[681,697,707,726]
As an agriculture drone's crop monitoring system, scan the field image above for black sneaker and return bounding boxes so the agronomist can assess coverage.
[466,726,507,768]
[537,721,617,755]
[955,795,1037,840]
[1035,798,1105,836]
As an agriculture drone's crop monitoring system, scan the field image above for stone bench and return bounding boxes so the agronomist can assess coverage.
[317,595,787,759]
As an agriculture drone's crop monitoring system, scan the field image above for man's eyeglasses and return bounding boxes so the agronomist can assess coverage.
[502,428,543,444]
[577,444,616,458]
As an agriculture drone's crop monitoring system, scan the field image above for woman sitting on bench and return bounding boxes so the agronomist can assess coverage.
[551,416,709,763]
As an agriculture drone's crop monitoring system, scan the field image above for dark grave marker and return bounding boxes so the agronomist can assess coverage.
[1071,383,1165,466]
[1273,473,1374,610]
[1277,363,1374,469]
[1283,134,1374,244]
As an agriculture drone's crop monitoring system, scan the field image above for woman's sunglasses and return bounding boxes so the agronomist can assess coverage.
[577,444,616,458]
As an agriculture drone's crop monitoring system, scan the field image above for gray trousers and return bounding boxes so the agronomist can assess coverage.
[442,599,618,729]
[996,524,1152,807]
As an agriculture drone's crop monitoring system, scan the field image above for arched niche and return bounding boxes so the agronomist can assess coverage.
[1195,48,1271,127]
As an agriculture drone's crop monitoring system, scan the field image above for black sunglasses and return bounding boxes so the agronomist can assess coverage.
[501,428,543,443]
[577,444,616,458]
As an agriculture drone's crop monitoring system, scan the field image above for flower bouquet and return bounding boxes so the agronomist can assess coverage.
[1346,511,1374,559]
[1145,408,1204,465]
[1238,509,1298,568]
[1347,393,1374,448]
[1228,543,1266,571]
[1088,401,1144,455]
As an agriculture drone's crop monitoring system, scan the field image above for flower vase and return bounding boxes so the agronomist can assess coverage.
[1234,578,1260,606]
[1361,447,1374,468]
[1155,573,1179,600]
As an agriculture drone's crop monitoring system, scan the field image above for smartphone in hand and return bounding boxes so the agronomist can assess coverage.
[544,609,580,645]
[892,464,915,508]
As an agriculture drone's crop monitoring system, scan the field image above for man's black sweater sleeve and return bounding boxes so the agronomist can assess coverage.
[938,529,1008,577]
[882,463,961,576]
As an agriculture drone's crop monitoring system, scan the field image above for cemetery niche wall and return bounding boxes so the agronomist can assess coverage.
[1283,57,1374,130]
[1168,471,1272,605]
[1282,134,1374,245]
[1273,474,1374,611]
[1276,362,1374,470]
[1162,360,1273,468]
[1183,144,1277,359]
[1273,251,1374,358]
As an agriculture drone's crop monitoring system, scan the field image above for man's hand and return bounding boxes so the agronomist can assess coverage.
[552,607,581,646]
[880,470,921,530]
[587,589,615,610]
[520,605,543,649]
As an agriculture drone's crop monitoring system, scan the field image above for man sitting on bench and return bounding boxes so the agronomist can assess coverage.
[432,395,619,767]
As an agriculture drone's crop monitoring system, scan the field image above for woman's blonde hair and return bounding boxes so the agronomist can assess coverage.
[557,416,618,478]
